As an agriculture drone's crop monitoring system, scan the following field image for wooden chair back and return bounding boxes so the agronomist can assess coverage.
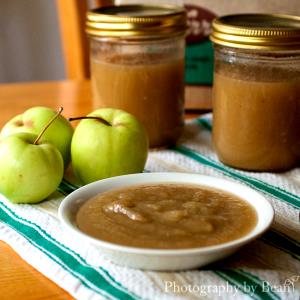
[56,0,113,80]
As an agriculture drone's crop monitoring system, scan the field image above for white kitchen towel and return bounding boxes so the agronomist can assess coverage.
[0,115,299,300]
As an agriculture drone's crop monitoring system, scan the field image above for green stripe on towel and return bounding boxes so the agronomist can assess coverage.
[0,201,138,300]
[260,230,300,260]
[59,179,78,194]
[62,178,79,190]
[196,117,212,131]
[215,270,280,300]
[173,145,300,209]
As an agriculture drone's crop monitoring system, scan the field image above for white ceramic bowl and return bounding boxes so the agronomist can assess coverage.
[58,172,274,271]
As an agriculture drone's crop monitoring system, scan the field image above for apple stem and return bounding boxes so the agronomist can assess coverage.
[68,116,112,126]
[33,107,63,145]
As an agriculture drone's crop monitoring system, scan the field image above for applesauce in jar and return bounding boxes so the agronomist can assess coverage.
[210,14,300,171]
[91,53,184,147]
[86,5,186,147]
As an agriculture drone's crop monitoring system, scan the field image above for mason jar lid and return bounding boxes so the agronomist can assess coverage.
[86,4,187,40]
[210,14,300,50]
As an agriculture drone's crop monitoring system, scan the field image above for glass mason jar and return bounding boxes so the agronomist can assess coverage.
[86,5,186,148]
[210,14,300,171]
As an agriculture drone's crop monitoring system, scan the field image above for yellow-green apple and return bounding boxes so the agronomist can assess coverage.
[0,106,73,167]
[0,132,64,204]
[70,108,148,184]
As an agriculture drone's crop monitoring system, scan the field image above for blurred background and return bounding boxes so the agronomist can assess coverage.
[0,0,299,83]
[0,1,65,82]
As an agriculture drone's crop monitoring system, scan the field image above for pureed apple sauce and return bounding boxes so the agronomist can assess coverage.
[91,54,184,147]
[86,5,187,147]
[210,14,300,171]
[76,183,257,249]
[213,70,300,171]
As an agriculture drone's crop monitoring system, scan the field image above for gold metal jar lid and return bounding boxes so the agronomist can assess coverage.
[86,4,187,40]
[210,14,300,50]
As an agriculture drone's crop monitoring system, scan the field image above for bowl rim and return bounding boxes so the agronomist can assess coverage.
[58,172,274,255]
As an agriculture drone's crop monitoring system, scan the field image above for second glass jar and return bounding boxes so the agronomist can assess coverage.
[210,14,300,171]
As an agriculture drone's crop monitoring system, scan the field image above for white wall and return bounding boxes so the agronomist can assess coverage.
[0,0,65,83]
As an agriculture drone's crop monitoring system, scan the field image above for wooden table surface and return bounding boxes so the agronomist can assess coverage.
[0,80,207,300]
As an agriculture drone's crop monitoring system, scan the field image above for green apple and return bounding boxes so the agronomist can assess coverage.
[0,106,73,167]
[0,132,64,204]
[71,108,148,184]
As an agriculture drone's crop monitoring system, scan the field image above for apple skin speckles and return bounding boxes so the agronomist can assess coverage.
[13,120,24,127]
[24,119,34,128]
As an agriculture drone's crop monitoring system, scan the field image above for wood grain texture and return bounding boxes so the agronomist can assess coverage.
[0,80,92,128]
[0,241,73,300]
[185,85,212,110]
[0,80,210,299]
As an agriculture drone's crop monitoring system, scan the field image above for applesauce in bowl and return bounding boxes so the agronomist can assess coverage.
[76,183,257,249]
[58,173,274,270]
